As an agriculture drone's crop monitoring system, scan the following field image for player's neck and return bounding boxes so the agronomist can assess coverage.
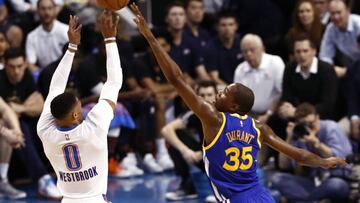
[55,119,78,129]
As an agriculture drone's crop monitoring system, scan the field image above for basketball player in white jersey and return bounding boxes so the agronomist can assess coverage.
[36,11,121,203]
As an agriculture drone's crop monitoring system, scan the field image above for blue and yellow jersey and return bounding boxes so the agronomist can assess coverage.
[203,112,262,202]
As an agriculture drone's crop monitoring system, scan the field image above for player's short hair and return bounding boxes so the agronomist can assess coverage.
[4,48,25,63]
[51,92,78,120]
[215,12,237,25]
[184,0,203,9]
[294,103,317,121]
[165,1,185,17]
[233,83,254,115]
[37,0,56,8]
[196,80,218,94]
[293,34,317,50]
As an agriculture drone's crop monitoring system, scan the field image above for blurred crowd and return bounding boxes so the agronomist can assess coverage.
[0,0,360,202]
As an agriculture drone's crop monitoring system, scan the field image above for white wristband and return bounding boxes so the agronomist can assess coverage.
[68,43,78,51]
[104,37,116,42]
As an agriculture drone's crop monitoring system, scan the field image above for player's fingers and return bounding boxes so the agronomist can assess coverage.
[75,24,82,33]
[114,16,120,28]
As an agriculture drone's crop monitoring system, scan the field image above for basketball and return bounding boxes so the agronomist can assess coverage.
[97,0,130,11]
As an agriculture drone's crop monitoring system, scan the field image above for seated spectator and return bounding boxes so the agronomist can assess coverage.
[313,0,331,24]
[0,0,23,48]
[221,0,286,57]
[271,103,352,203]
[0,31,9,70]
[206,12,243,85]
[319,0,360,78]
[134,30,176,173]
[286,0,325,54]
[234,34,284,124]
[162,81,216,202]
[165,2,210,83]
[345,35,360,142]
[0,97,26,199]
[8,0,63,14]
[25,0,68,72]
[279,35,337,121]
[0,48,61,199]
[183,0,211,51]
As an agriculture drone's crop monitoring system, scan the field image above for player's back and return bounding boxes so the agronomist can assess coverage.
[37,100,113,200]
[203,112,267,202]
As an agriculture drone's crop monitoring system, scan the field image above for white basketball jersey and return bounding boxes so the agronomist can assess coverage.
[37,100,113,199]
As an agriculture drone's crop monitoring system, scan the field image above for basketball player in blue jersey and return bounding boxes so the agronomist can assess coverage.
[131,4,347,203]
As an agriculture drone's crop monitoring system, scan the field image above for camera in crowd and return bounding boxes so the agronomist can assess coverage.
[292,122,310,140]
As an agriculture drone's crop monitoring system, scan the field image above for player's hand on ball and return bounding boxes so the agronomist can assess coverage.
[321,157,348,169]
[130,3,151,37]
[99,10,120,39]
[68,15,82,45]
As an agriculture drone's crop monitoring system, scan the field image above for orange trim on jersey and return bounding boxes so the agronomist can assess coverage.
[203,112,226,151]
[230,113,248,120]
[251,118,262,148]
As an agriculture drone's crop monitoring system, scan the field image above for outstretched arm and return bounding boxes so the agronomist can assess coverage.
[131,4,220,128]
[37,16,81,135]
[260,123,347,169]
[98,10,122,111]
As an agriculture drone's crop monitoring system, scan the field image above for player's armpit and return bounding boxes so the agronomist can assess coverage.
[101,99,116,111]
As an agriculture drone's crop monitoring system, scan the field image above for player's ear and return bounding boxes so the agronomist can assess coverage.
[72,112,79,120]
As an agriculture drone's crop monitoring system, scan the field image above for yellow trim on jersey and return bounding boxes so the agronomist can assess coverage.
[230,113,248,120]
[203,112,226,151]
[252,118,262,148]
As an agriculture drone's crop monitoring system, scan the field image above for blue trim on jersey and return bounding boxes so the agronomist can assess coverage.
[57,124,78,132]
[203,112,262,200]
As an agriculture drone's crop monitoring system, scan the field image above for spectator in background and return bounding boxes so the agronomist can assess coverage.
[8,0,63,14]
[286,0,325,53]
[271,103,351,203]
[162,81,216,202]
[165,2,210,83]
[134,30,176,173]
[0,0,23,48]
[234,34,284,124]
[222,0,286,56]
[0,31,9,70]
[279,35,337,121]
[319,0,360,78]
[313,0,331,24]
[184,0,211,51]
[0,97,26,200]
[206,12,242,85]
[345,35,360,143]
[25,0,68,72]
[0,48,61,199]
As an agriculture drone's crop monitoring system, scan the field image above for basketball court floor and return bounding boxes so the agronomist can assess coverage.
[0,171,213,203]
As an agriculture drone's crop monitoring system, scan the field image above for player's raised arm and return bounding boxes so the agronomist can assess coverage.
[98,10,122,111]
[130,4,220,126]
[44,15,82,109]
[260,123,347,169]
